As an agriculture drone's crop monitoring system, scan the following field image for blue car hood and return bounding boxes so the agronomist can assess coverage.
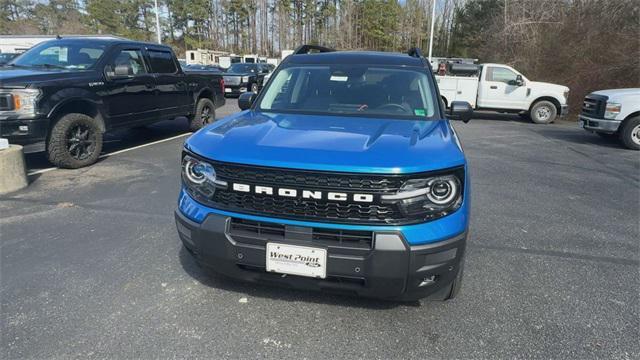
[185,111,465,174]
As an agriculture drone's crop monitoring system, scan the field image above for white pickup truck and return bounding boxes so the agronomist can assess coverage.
[579,88,640,150]
[436,63,569,124]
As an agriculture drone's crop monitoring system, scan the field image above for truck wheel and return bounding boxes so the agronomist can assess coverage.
[251,82,259,93]
[47,113,103,169]
[189,98,216,132]
[530,100,557,124]
[619,116,640,150]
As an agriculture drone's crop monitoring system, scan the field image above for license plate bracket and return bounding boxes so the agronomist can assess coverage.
[266,243,327,279]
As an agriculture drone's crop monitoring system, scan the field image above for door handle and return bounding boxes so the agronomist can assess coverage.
[490,85,498,89]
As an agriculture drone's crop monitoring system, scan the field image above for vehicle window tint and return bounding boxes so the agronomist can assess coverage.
[147,50,177,73]
[109,49,147,76]
[259,66,436,119]
[487,67,517,83]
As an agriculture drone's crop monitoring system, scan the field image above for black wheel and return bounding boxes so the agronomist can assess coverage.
[46,113,103,169]
[619,116,640,150]
[189,98,216,132]
[530,100,557,124]
[251,82,259,93]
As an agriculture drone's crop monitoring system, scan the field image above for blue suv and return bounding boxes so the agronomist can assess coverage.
[175,46,473,301]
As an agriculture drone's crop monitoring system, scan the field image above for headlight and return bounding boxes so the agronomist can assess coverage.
[241,76,250,83]
[0,88,40,116]
[604,102,621,119]
[381,171,464,220]
[182,154,226,199]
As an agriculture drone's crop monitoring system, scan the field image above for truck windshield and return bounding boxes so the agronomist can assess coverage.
[10,42,106,70]
[258,65,437,119]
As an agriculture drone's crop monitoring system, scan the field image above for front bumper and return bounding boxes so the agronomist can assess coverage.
[579,114,621,133]
[175,197,467,301]
[224,84,249,96]
[0,116,49,152]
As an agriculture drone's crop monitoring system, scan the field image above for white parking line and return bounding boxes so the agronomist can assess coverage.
[27,132,192,176]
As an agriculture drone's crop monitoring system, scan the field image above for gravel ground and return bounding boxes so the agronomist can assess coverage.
[1,100,638,359]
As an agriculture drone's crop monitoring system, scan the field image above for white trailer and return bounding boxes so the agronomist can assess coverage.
[281,50,294,60]
[218,55,241,69]
[435,62,570,124]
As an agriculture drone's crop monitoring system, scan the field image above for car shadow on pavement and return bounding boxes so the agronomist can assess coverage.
[532,126,627,150]
[178,246,421,309]
[24,118,191,174]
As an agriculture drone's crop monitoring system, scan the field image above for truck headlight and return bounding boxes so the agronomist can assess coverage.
[604,102,621,119]
[182,154,226,200]
[241,76,250,83]
[382,170,464,220]
[0,88,41,116]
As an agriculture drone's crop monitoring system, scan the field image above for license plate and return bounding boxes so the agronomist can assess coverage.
[225,88,232,93]
[266,243,327,279]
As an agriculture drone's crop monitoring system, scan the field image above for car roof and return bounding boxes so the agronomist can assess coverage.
[286,51,427,67]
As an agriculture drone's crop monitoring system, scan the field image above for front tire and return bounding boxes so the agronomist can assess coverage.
[46,113,103,169]
[530,100,557,124]
[189,98,216,132]
[619,116,640,150]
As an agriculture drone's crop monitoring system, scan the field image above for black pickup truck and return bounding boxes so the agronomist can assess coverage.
[0,38,225,168]
[222,63,271,96]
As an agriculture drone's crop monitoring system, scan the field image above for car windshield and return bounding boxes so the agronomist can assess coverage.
[228,64,256,73]
[258,65,437,119]
[10,42,106,70]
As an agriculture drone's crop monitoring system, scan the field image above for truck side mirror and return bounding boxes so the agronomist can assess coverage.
[238,92,256,110]
[515,74,524,86]
[447,101,473,123]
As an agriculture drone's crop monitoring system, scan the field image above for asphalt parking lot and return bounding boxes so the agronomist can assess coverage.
[1,99,638,359]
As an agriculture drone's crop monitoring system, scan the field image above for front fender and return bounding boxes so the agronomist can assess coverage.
[44,88,104,119]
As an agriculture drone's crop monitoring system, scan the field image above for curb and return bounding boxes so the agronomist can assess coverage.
[0,145,28,195]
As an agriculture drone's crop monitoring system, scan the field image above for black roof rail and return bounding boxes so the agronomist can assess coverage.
[407,47,423,59]
[293,44,335,55]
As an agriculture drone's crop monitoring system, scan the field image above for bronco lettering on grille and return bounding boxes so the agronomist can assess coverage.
[231,183,374,203]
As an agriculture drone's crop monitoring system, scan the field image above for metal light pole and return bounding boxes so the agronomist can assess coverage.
[428,0,437,62]
[154,0,162,44]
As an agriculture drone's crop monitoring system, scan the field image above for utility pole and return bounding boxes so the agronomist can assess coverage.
[154,0,162,44]
[428,0,437,62]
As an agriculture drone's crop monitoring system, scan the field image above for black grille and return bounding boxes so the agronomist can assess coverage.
[581,94,608,118]
[229,218,374,249]
[186,158,464,225]
[0,94,13,111]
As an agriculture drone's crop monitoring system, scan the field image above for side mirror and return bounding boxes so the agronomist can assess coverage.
[515,74,524,86]
[448,101,473,123]
[238,92,257,110]
[105,64,131,80]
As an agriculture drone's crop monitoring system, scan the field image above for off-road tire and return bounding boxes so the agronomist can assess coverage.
[46,113,103,169]
[530,100,557,124]
[189,98,216,132]
[619,116,640,150]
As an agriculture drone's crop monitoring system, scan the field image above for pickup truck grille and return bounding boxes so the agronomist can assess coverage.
[223,75,241,86]
[0,94,13,111]
[581,94,608,118]
[189,159,420,225]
